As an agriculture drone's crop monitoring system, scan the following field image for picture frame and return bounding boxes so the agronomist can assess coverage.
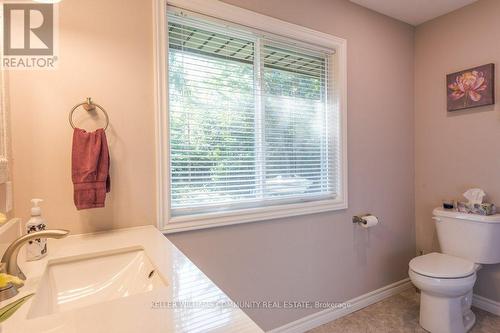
[447,63,495,111]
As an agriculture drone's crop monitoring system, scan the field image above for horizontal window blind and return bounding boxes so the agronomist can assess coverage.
[167,11,337,217]
[262,41,334,199]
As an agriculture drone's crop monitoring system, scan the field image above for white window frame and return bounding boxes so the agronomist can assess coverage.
[154,0,347,233]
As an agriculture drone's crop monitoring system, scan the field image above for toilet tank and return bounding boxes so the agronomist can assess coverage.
[433,208,500,264]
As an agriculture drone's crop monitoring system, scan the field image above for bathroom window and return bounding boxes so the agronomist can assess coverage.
[158,2,347,232]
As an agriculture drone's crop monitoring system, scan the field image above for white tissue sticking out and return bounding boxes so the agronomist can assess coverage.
[463,188,486,205]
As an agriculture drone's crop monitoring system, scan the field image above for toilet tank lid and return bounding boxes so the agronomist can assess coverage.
[409,252,477,278]
[433,207,500,223]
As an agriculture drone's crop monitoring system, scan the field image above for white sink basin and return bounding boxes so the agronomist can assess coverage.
[28,246,167,318]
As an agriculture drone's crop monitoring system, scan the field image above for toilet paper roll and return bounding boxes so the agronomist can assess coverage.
[361,215,379,228]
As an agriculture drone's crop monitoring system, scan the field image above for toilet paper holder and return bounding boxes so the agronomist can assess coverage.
[352,214,374,225]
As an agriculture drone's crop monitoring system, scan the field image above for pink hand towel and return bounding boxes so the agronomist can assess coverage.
[72,128,110,210]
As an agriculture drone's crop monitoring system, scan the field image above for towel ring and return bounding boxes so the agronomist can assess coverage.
[69,97,109,131]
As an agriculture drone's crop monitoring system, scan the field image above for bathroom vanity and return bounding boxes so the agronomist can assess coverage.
[0,225,264,332]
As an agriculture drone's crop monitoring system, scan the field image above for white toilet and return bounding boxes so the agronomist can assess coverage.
[409,207,500,333]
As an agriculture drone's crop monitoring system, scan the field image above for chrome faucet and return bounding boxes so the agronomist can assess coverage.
[1,229,69,280]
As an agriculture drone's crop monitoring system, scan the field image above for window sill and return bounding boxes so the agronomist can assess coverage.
[161,198,347,234]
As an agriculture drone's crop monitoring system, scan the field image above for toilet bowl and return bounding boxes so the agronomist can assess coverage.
[409,208,500,333]
[409,253,479,333]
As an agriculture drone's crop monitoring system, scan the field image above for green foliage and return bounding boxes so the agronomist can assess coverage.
[169,51,256,205]
[169,48,327,207]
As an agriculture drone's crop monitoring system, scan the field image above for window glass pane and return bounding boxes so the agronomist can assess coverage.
[166,12,337,218]
[168,18,257,211]
[262,43,332,198]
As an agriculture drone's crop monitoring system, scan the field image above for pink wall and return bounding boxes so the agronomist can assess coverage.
[415,0,500,303]
[168,0,415,330]
[10,0,156,233]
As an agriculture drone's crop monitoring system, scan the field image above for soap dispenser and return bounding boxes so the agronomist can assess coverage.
[26,198,47,261]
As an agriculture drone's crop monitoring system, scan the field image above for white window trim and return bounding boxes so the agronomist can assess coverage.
[154,0,348,233]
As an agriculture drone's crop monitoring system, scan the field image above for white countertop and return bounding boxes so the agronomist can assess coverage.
[0,225,264,333]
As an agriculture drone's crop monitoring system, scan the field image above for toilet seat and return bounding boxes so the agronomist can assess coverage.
[409,252,477,279]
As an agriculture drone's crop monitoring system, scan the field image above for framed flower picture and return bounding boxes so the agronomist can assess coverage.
[447,63,495,111]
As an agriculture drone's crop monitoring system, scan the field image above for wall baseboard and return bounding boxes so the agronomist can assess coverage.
[267,278,413,333]
[473,294,500,316]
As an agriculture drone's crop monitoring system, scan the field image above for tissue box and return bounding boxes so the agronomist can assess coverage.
[457,202,496,215]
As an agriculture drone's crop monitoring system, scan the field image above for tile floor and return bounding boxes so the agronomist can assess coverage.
[307,288,500,333]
